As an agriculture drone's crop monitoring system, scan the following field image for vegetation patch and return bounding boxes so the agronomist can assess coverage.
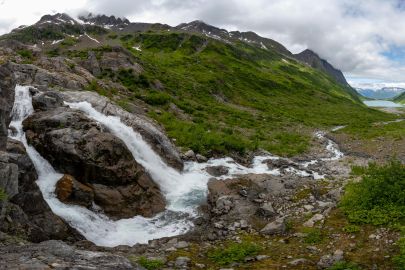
[136,256,164,270]
[327,261,361,270]
[393,233,405,269]
[303,227,324,244]
[0,188,7,201]
[340,160,405,225]
[207,241,261,266]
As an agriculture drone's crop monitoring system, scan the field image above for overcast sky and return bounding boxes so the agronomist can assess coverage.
[1,0,405,88]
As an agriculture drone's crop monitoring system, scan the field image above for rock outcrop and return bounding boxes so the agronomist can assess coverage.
[1,139,80,242]
[293,49,350,87]
[23,106,165,219]
[0,240,135,269]
[55,174,94,208]
[0,63,15,150]
[61,90,184,170]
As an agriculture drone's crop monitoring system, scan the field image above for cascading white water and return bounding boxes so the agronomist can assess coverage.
[9,85,344,247]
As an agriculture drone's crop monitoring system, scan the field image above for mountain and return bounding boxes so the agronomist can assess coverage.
[3,15,352,88]
[176,20,292,56]
[394,91,405,104]
[0,13,389,157]
[293,49,350,87]
[0,12,402,270]
[356,87,405,99]
[78,13,130,28]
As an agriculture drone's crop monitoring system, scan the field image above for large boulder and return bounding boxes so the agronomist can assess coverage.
[8,62,87,90]
[55,174,94,208]
[23,107,165,219]
[61,90,184,170]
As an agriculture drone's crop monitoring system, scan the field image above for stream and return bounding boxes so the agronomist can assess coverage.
[9,85,344,247]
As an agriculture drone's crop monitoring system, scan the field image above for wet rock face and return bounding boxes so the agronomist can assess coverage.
[61,90,184,170]
[23,106,165,219]
[56,174,94,208]
[0,63,16,150]
[31,91,64,111]
[1,139,80,243]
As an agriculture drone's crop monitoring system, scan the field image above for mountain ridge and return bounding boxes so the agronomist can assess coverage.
[3,13,351,88]
[356,86,405,99]
[0,11,390,157]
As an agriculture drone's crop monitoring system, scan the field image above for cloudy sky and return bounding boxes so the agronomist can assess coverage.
[1,0,405,88]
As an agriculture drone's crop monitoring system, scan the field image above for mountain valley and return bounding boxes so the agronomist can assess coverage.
[0,13,404,270]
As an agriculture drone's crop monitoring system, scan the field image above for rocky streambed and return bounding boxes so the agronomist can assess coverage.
[0,84,365,269]
[4,85,346,246]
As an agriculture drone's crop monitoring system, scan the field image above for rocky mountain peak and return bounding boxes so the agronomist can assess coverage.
[78,13,130,28]
[176,20,228,36]
[294,49,350,87]
[36,13,78,26]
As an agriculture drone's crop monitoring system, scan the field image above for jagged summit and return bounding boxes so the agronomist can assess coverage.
[3,13,350,87]
[78,13,130,28]
[176,20,292,56]
[293,49,350,87]
[177,20,227,35]
[36,13,78,26]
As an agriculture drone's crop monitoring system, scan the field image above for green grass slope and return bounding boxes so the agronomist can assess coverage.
[3,25,398,157]
[111,32,393,156]
[394,92,405,104]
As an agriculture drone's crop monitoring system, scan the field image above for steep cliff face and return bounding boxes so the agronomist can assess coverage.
[293,49,349,87]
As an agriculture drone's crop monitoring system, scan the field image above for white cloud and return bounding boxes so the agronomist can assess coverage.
[1,0,405,84]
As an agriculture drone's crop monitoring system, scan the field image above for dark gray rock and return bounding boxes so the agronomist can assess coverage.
[61,91,184,170]
[317,250,344,269]
[23,106,165,219]
[0,240,134,269]
[32,91,64,111]
[206,165,229,177]
[260,217,286,235]
[0,63,16,150]
[1,139,79,243]
[256,202,276,218]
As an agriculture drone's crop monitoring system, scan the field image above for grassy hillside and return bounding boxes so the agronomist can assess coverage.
[3,26,398,157]
[394,92,405,104]
[58,31,397,156]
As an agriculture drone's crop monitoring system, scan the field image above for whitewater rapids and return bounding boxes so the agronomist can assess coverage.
[9,85,344,247]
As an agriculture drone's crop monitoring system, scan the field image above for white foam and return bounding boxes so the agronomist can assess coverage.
[9,86,344,247]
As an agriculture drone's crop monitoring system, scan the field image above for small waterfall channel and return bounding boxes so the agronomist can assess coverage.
[9,85,344,247]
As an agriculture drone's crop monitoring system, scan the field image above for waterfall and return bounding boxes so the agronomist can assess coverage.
[9,85,343,247]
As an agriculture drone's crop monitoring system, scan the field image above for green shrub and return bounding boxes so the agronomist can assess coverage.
[327,261,361,270]
[60,37,78,47]
[0,188,7,201]
[142,91,172,105]
[340,161,405,225]
[342,224,360,233]
[137,256,164,270]
[17,49,34,60]
[303,228,324,244]
[393,231,405,270]
[207,241,261,266]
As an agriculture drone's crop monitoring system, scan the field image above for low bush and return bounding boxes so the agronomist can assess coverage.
[207,241,261,266]
[340,161,405,225]
[0,188,7,201]
[393,233,405,270]
[137,256,164,270]
[303,228,324,244]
